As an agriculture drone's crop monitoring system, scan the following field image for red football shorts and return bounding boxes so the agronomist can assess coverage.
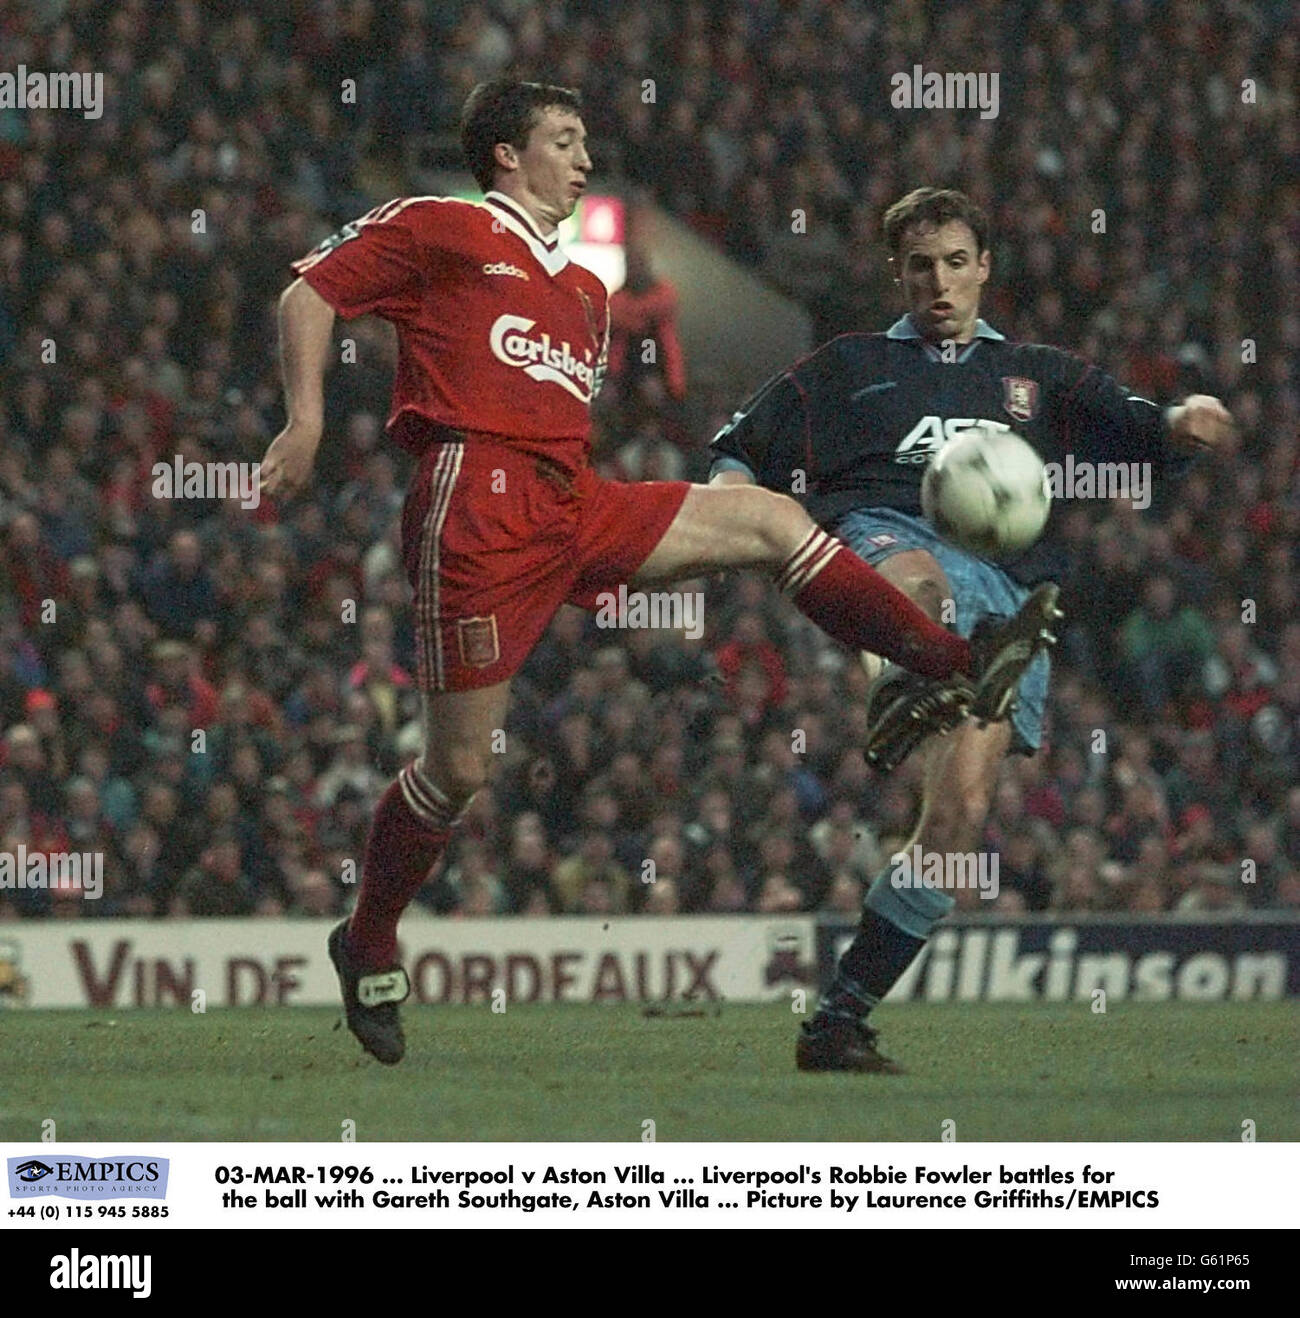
[400,435,690,692]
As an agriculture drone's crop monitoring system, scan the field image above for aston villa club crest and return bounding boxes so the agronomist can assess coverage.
[1002,376,1039,423]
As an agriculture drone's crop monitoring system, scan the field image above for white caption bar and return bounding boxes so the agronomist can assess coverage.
[1,1142,1290,1230]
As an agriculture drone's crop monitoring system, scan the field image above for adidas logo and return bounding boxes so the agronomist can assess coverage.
[483,262,529,280]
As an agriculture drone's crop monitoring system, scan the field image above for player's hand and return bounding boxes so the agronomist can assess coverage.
[259,420,322,498]
[1167,395,1234,453]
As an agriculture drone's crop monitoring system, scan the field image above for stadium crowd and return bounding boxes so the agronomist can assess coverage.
[1,0,1299,921]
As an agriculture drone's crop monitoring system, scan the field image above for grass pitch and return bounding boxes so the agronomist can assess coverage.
[1,1002,1295,1142]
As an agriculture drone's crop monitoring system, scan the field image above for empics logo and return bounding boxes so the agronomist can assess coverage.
[50,1251,152,1300]
[8,1155,169,1200]
[489,315,595,402]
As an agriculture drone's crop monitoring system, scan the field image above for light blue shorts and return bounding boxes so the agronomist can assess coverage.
[833,507,1050,755]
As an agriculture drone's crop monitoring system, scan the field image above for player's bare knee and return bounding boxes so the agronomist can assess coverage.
[417,747,487,814]
[444,752,488,810]
[753,490,812,560]
[887,553,951,621]
[908,575,950,621]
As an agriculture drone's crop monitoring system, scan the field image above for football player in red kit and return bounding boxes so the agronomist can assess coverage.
[259,79,1059,1064]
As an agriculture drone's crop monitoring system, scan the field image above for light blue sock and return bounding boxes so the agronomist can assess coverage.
[863,857,956,940]
[810,862,938,1027]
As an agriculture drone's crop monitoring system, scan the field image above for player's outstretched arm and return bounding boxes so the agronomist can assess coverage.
[1044,349,1234,472]
[259,278,337,498]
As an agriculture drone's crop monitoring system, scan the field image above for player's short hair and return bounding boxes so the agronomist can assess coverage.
[883,188,990,256]
[461,79,583,192]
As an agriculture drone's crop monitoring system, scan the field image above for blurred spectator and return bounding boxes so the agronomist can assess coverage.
[1119,575,1215,718]
[608,239,687,403]
[137,532,219,643]
[176,831,261,917]
[999,827,1053,911]
[502,813,557,913]
[714,612,788,714]
[553,831,631,913]
[823,870,864,915]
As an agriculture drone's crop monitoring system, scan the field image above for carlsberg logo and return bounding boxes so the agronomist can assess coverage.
[489,314,595,402]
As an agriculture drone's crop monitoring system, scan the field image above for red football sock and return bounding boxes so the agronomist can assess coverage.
[775,528,971,680]
[347,765,459,967]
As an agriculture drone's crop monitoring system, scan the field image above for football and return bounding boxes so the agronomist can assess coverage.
[921,427,1052,560]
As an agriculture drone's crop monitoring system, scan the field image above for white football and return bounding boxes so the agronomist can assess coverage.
[921,427,1051,560]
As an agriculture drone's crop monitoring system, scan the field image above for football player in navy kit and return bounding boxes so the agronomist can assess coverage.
[710,188,1233,1073]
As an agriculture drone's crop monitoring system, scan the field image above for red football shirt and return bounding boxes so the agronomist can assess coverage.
[292,191,610,458]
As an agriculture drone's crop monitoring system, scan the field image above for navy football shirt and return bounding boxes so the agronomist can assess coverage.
[709,316,1188,585]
